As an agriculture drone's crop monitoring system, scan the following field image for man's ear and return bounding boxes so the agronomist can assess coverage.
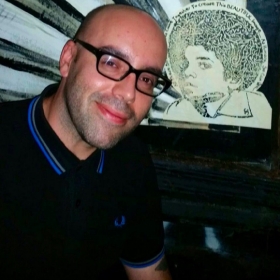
[59,40,77,78]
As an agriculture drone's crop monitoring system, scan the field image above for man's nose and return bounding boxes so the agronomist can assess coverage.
[112,73,137,103]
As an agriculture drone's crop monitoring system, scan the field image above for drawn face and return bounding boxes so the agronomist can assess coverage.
[183,45,231,98]
[60,8,167,150]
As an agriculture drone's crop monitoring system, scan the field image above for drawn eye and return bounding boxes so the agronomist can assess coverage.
[198,62,212,70]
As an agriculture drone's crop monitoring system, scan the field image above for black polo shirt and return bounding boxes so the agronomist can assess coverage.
[0,84,164,279]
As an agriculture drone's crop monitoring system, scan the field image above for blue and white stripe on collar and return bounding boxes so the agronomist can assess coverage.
[28,96,105,175]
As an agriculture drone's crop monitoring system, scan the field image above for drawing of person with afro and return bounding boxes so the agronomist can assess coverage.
[163,1,272,129]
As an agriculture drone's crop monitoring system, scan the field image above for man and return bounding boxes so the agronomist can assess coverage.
[162,4,272,129]
[0,4,172,279]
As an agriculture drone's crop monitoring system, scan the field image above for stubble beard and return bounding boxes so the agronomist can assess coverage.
[63,83,142,150]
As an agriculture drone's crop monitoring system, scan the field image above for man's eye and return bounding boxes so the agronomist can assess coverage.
[106,61,115,67]
[140,74,157,86]
[142,77,153,85]
[103,57,117,68]
[100,55,122,69]
[198,62,212,70]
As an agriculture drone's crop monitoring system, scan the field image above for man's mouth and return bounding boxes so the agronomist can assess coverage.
[96,102,130,125]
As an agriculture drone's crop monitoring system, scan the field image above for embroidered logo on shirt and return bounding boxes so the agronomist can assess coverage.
[114,215,126,228]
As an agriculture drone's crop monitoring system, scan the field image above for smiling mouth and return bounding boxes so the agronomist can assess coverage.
[183,87,194,96]
[96,102,130,125]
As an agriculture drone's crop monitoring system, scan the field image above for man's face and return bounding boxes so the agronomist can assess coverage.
[182,45,230,98]
[60,9,167,150]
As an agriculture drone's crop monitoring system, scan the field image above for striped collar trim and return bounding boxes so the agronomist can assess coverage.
[28,96,105,175]
[120,247,165,268]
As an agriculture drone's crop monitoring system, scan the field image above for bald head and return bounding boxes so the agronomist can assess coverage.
[75,5,163,40]
[74,4,167,66]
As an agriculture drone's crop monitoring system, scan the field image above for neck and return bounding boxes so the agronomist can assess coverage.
[43,87,96,160]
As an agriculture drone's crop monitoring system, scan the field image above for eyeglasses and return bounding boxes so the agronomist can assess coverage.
[73,38,171,97]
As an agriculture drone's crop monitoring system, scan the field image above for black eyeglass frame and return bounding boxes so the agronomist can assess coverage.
[73,38,171,97]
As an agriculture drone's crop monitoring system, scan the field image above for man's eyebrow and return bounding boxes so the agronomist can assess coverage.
[100,46,163,75]
[196,56,214,63]
[100,46,130,61]
[143,66,163,75]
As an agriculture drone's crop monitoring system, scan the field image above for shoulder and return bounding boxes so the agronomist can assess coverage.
[243,91,272,118]
[0,98,38,174]
[246,91,271,107]
[247,91,272,128]
[222,91,272,129]
[0,98,32,128]
[0,98,31,114]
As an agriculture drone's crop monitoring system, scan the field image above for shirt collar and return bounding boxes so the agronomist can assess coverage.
[28,84,104,175]
[217,91,253,117]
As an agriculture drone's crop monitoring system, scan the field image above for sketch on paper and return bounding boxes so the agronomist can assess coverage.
[158,1,272,129]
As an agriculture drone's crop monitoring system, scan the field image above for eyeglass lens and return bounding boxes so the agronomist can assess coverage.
[98,54,165,96]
